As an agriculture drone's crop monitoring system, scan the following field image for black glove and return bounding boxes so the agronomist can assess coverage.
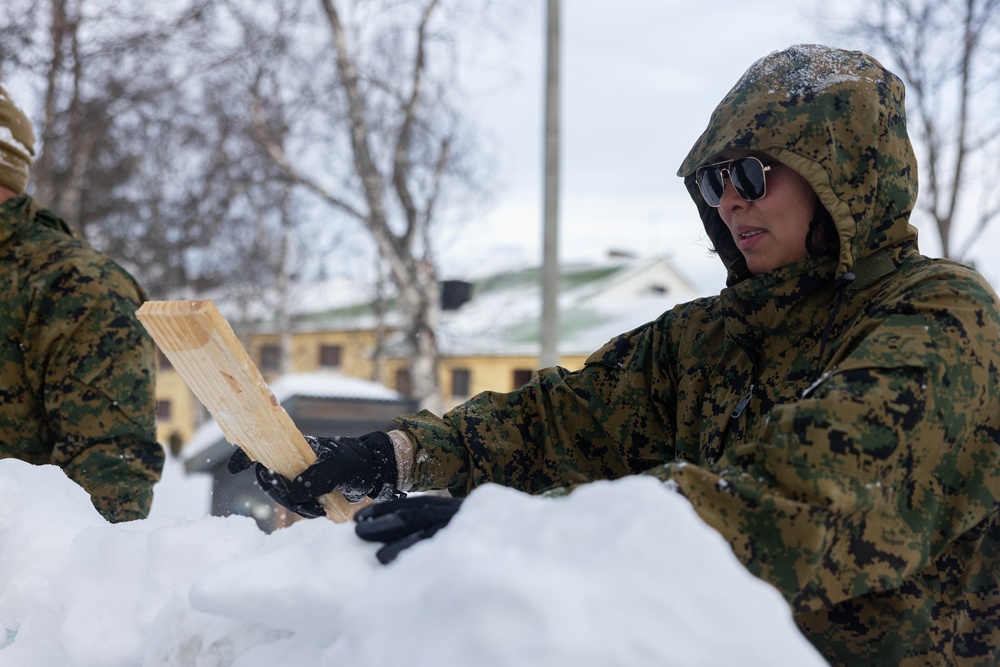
[227,431,400,519]
[354,495,463,564]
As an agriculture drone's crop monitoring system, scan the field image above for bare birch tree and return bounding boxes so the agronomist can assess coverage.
[838,0,1000,260]
[230,0,495,413]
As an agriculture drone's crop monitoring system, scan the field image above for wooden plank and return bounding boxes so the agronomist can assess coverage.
[136,299,353,522]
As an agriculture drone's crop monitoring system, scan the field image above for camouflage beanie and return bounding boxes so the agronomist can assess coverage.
[0,86,35,194]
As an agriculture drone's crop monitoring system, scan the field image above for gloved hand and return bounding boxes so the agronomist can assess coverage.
[228,432,400,519]
[354,495,463,564]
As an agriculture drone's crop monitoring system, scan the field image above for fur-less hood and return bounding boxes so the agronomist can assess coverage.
[677,44,919,286]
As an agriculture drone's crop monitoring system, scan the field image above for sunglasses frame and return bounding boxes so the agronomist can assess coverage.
[696,156,774,207]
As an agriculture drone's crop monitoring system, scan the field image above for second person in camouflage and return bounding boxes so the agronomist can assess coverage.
[0,85,163,522]
[238,45,1000,665]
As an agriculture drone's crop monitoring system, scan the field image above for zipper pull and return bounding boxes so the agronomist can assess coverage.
[731,384,755,419]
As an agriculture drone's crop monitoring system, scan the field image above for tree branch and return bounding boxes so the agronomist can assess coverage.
[250,93,368,224]
[421,133,451,243]
[392,0,440,247]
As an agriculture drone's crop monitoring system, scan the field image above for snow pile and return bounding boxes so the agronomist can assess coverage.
[147,454,213,521]
[0,459,827,666]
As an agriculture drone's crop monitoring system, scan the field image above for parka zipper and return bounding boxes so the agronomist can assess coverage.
[731,384,756,418]
[729,338,763,421]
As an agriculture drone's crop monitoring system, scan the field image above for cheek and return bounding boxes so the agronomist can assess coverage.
[772,175,817,243]
[783,205,815,257]
[787,173,818,214]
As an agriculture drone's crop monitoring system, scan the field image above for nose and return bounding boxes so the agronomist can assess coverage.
[716,178,748,218]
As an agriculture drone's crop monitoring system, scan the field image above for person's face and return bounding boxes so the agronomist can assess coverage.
[712,152,818,276]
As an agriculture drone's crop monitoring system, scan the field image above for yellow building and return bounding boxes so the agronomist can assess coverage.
[154,256,698,449]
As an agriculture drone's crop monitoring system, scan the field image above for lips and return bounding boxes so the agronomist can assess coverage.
[735,226,767,250]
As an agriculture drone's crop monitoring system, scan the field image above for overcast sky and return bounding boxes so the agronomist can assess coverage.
[439,0,1000,296]
[437,1,831,294]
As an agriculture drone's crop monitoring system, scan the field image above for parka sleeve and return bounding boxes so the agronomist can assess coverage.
[35,256,164,522]
[394,311,682,496]
[648,268,1000,613]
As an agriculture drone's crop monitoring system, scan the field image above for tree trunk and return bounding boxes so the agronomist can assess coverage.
[319,0,445,413]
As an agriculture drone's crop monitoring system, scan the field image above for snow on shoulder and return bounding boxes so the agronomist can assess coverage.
[0,459,827,666]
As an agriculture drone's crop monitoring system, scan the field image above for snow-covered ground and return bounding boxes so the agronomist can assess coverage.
[0,458,827,666]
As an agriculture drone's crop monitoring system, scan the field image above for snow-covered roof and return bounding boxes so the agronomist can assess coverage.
[228,255,697,357]
[434,256,697,356]
[184,372,405,459]
[268,372,403,402]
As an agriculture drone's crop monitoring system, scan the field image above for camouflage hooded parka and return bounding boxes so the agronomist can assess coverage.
[395,45,1000,665]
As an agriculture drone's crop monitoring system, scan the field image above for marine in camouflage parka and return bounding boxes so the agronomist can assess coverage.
[393,46,1000,665]
[0,194,163,522]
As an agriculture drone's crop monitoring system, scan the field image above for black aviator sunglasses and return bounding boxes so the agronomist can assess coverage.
[695,156,775,207]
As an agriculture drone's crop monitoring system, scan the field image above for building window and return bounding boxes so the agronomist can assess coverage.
[319,344,343,369]
[451,368,471,399]
[157,349,173,370]
[512,369,533,389]
[396,368,412,396]
[259,344,281,373]
[156,399,172,421]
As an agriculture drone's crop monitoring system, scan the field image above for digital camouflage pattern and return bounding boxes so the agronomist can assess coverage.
[0,194,163,522]
[394,45,1000,665]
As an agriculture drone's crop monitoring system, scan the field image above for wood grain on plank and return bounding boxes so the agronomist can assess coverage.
[136,299,352,522]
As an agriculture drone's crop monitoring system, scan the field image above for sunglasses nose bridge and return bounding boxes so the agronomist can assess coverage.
[716,165,732,187]
[715,166,742,203]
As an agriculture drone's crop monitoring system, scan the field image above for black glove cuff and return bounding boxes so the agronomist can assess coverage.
[357,431,400,500]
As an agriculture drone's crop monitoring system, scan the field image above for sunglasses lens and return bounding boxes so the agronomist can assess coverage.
[730,158,766,201]
[696,167,725,207]
[696,157,769,207]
